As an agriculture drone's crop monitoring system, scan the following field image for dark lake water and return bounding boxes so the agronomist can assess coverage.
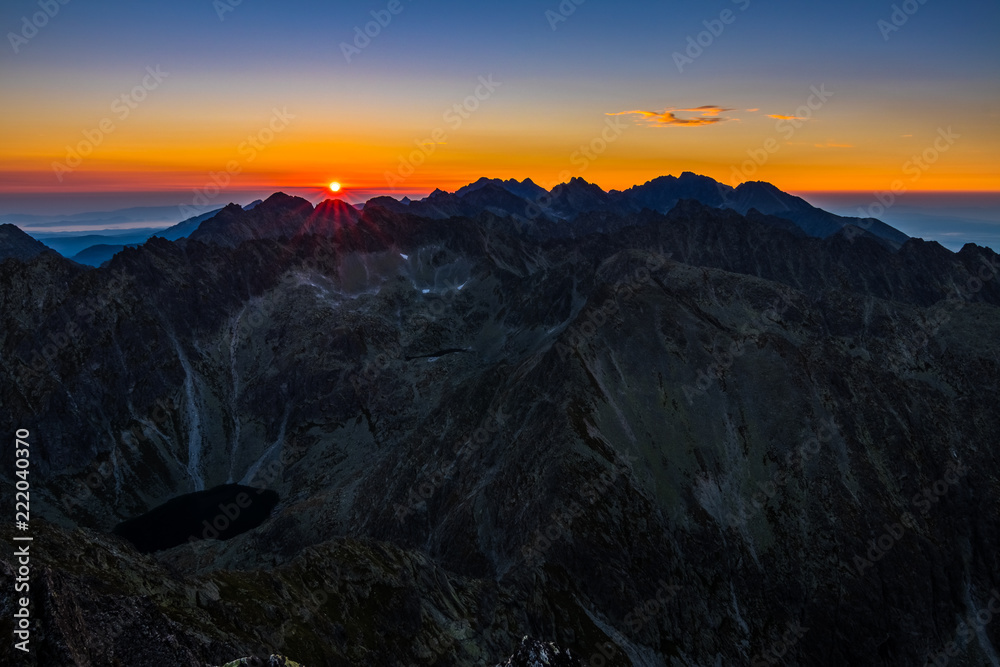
[112,484,279,553]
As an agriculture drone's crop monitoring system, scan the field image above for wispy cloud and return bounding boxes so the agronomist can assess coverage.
[608,105,735,127]
[767,113,810,121]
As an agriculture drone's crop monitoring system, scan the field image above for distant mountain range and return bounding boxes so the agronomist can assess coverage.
[361,173,910,247]
[0,175,922,267]
[351,173,910,248]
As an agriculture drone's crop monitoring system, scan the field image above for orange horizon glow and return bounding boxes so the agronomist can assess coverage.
[4,93,998,203]
[3,107,998,200]
[2,169,997,199]
[2,164,999,199]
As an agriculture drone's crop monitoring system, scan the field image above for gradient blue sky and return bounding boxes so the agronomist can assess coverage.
[1,0,998,214]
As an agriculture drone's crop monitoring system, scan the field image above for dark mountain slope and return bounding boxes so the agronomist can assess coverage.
[726,180,910,248]
[0,223,55,262]
[186,193,357,247]
[1,193,998,666]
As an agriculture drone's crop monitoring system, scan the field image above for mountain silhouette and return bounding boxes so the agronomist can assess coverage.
[0,223,54,262]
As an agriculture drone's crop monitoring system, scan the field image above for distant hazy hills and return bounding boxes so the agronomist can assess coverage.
[60,203,264,266]
[0,200,264,266]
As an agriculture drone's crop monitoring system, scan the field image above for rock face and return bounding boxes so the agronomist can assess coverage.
[1,179,999,666]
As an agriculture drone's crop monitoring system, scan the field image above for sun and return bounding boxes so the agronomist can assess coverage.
[328,181,341,193]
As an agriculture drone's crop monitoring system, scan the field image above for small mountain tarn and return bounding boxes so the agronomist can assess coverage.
[112,484,279,553]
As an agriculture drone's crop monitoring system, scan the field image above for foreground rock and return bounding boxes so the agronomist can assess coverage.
[495,637,582,666]
[216,655,304,667]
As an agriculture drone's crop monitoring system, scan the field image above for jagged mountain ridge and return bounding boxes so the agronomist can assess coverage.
[150,173,909,250]
[5,174,909,267]
[352,172,909,248]
[158,199,264,242]
[188,195,361,248]
[1,190,998,665]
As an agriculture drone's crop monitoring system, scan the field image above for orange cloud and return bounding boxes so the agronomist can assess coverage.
[767,114,810,121]
[608,105,735,127]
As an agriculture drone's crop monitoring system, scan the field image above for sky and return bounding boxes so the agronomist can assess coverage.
[1,0,998,215]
